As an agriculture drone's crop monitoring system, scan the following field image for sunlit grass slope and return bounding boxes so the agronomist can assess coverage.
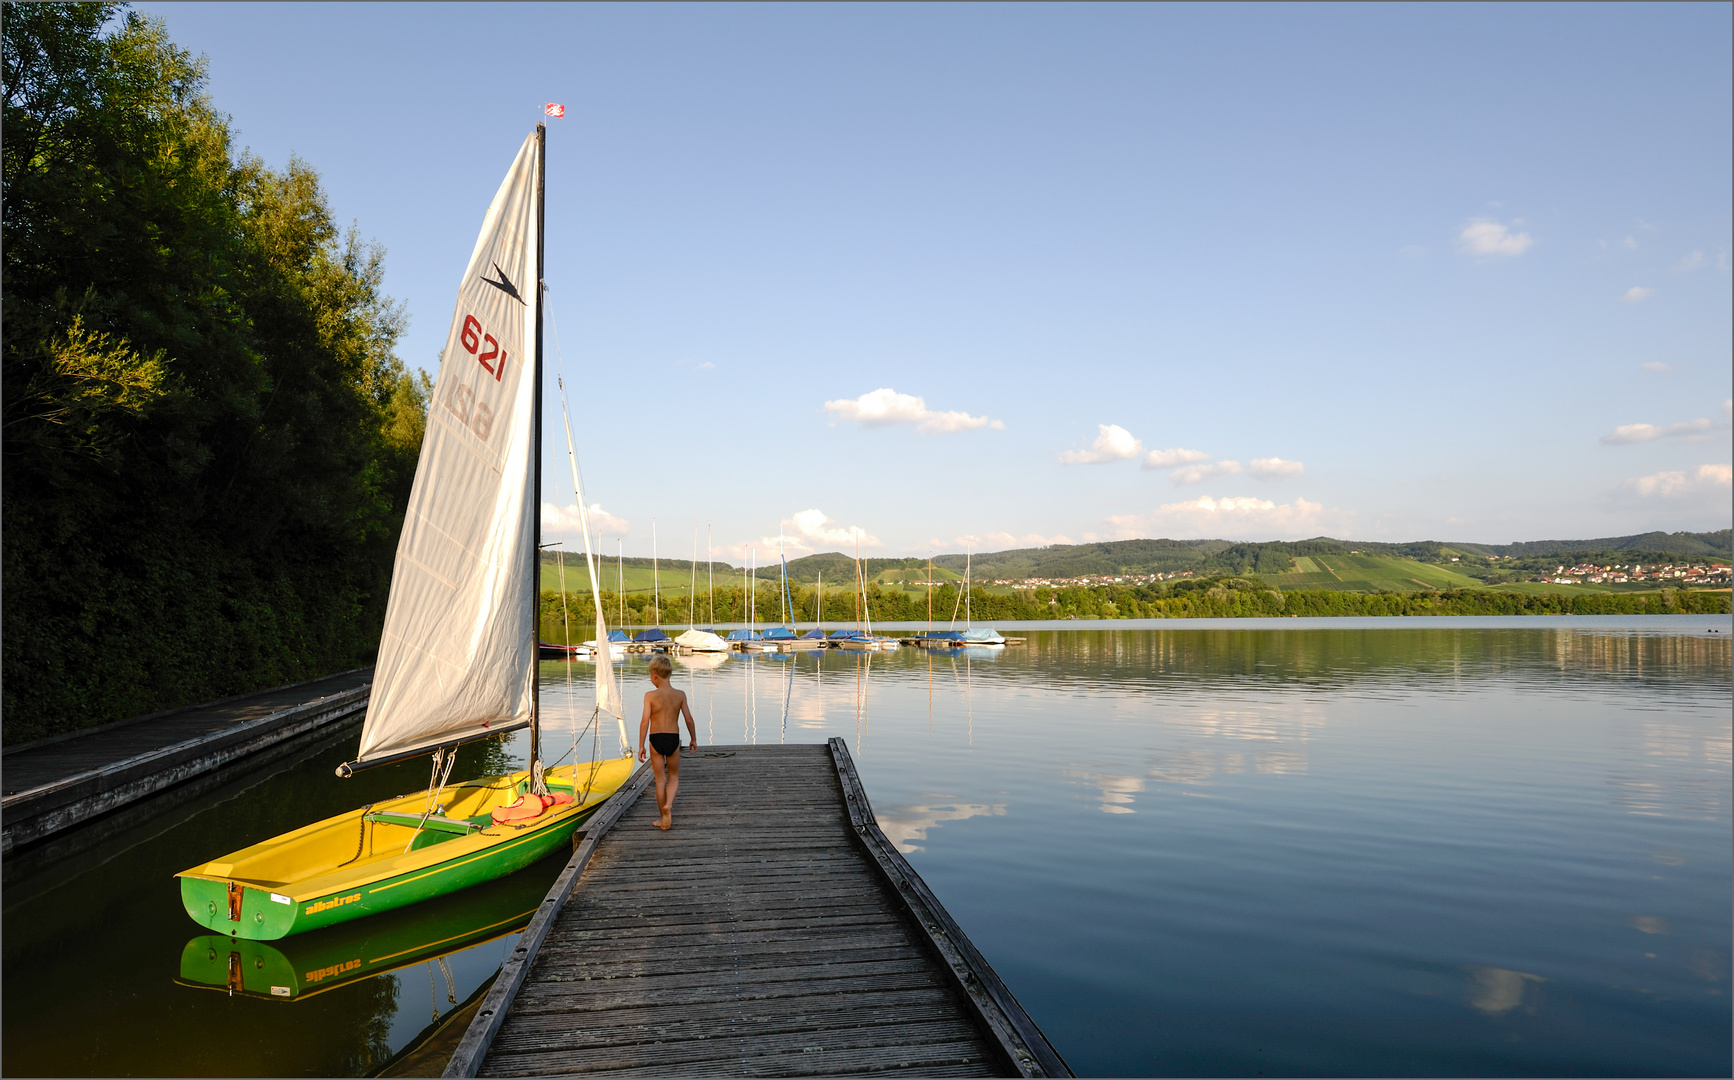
[1263,555,1486,593]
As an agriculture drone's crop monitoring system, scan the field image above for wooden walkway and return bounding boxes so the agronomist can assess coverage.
[446,741,1068,1078]
[1,668,371,853]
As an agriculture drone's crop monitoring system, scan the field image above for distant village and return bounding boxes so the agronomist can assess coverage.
[1529,562,1731,586]
[1001,571,1198,590]
[985,560,1734,591]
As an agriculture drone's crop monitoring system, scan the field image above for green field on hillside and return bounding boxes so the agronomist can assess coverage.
[1262,554,1485,592]
[542,562,722,597]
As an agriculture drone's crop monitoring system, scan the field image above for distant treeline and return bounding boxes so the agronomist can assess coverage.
[3,8,423,741]
[539,577,1730,637]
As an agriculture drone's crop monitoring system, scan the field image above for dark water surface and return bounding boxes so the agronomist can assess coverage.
[3,617,1729,1076]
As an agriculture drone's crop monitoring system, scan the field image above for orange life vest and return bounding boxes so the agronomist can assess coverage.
[490,790,574,825]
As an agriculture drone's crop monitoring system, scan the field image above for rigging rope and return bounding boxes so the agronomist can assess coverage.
[404,747,458,854]
[336,803,375,869]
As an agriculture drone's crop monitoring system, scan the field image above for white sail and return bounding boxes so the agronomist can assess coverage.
[354,133,540,767]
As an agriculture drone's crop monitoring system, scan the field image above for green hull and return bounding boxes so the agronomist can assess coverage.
[176,860,554,999]
[177,800,596,941]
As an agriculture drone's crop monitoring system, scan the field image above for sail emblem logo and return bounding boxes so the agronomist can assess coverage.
[480,262,525,304]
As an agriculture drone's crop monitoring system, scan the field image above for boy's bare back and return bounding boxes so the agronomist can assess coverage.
[643,682,689,734]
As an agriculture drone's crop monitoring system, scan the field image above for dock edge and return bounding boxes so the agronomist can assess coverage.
[829,737,1073,1079]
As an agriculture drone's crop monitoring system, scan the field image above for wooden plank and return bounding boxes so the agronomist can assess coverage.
[511,958,945,1000]
[490,1001,980,1048]
[508,982,956,1019]
[482,1021,993,1076]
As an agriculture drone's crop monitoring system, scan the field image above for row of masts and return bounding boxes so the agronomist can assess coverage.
[552,525,976,637]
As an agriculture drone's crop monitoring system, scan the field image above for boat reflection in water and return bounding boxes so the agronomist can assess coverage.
[176,854,554,1002]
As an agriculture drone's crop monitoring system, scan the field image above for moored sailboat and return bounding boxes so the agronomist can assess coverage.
[175,127,635,942]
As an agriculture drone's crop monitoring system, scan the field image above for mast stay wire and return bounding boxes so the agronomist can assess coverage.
[544,285,631,757]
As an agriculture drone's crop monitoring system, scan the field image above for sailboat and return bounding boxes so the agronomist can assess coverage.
[760,530,800,648]
[834,532,878,651]
[959,549,1005,646]
[675,524,728,653]
[175,128,635,942]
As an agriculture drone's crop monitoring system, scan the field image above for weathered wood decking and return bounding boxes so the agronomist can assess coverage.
[446,741,1068,1078]
[1,668,371,853]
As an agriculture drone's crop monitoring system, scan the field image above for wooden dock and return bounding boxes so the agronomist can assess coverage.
[1,668,371,854]
[445,741,1068,1078]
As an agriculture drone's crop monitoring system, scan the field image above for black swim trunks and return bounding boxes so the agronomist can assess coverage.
[648,732,680,757]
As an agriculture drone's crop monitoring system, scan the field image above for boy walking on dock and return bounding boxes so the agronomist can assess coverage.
[638,654,698,830]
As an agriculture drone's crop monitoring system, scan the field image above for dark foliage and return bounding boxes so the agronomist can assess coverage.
[3,5,423,740]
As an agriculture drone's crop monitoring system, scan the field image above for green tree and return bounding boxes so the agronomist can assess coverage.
[3,5,418,740]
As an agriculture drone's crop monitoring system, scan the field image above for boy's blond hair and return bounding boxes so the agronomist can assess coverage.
[648,654,673,678]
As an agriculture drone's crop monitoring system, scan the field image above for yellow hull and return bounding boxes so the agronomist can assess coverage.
[176,757,636,940]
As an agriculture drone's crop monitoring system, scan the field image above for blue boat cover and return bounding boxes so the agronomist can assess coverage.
[919,630,964,642]
[634,628,671,642]
[960,628,1003,643]
[607,630,631,642]
[800,628,828,640]
[828,629,870,640]
[761,627,797,641]
[725,629,762,642]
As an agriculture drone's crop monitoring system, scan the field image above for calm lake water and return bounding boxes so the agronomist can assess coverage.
[3,617,1729,1076]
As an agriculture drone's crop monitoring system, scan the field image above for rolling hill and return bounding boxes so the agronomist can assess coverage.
[542,531,1729,595]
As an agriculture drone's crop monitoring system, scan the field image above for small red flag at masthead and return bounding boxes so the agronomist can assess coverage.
[544,103,565,118]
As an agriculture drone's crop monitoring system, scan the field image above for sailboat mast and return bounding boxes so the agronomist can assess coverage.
[529,121,546,774]
[653,518,659,627]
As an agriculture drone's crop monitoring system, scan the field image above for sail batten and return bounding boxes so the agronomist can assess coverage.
[350,134,542,769]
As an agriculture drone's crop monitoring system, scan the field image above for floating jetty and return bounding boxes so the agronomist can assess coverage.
[1,669,372,855]
[444,741,1069,1078]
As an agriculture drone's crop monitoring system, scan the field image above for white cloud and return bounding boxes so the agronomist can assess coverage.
[1059,423,1144,465]
[1624,464,1732,499]
[697,361,715,370]
[1622,235,1639,250]
[877,801,1005,854]
[1141,447,1211,469]
[1722,399,1732,421]
[541,501,630,540]
[1673,251,1706,273]
[1600,417,1714,445]
[1248,457,1305,479]
[1171,460,1242,485]
[1618,286,1655,303]
[1105,495,1347,540]
[823,388,1002,433]
[1457,219,1533,258]
[1398,244,1428,259]
[1640,362,1672,373]
[735,509,882,561]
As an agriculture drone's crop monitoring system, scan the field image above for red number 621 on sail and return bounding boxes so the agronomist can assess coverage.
[460,315,506,382]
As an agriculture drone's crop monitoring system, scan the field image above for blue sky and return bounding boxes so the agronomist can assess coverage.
[138,2,1731,560]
